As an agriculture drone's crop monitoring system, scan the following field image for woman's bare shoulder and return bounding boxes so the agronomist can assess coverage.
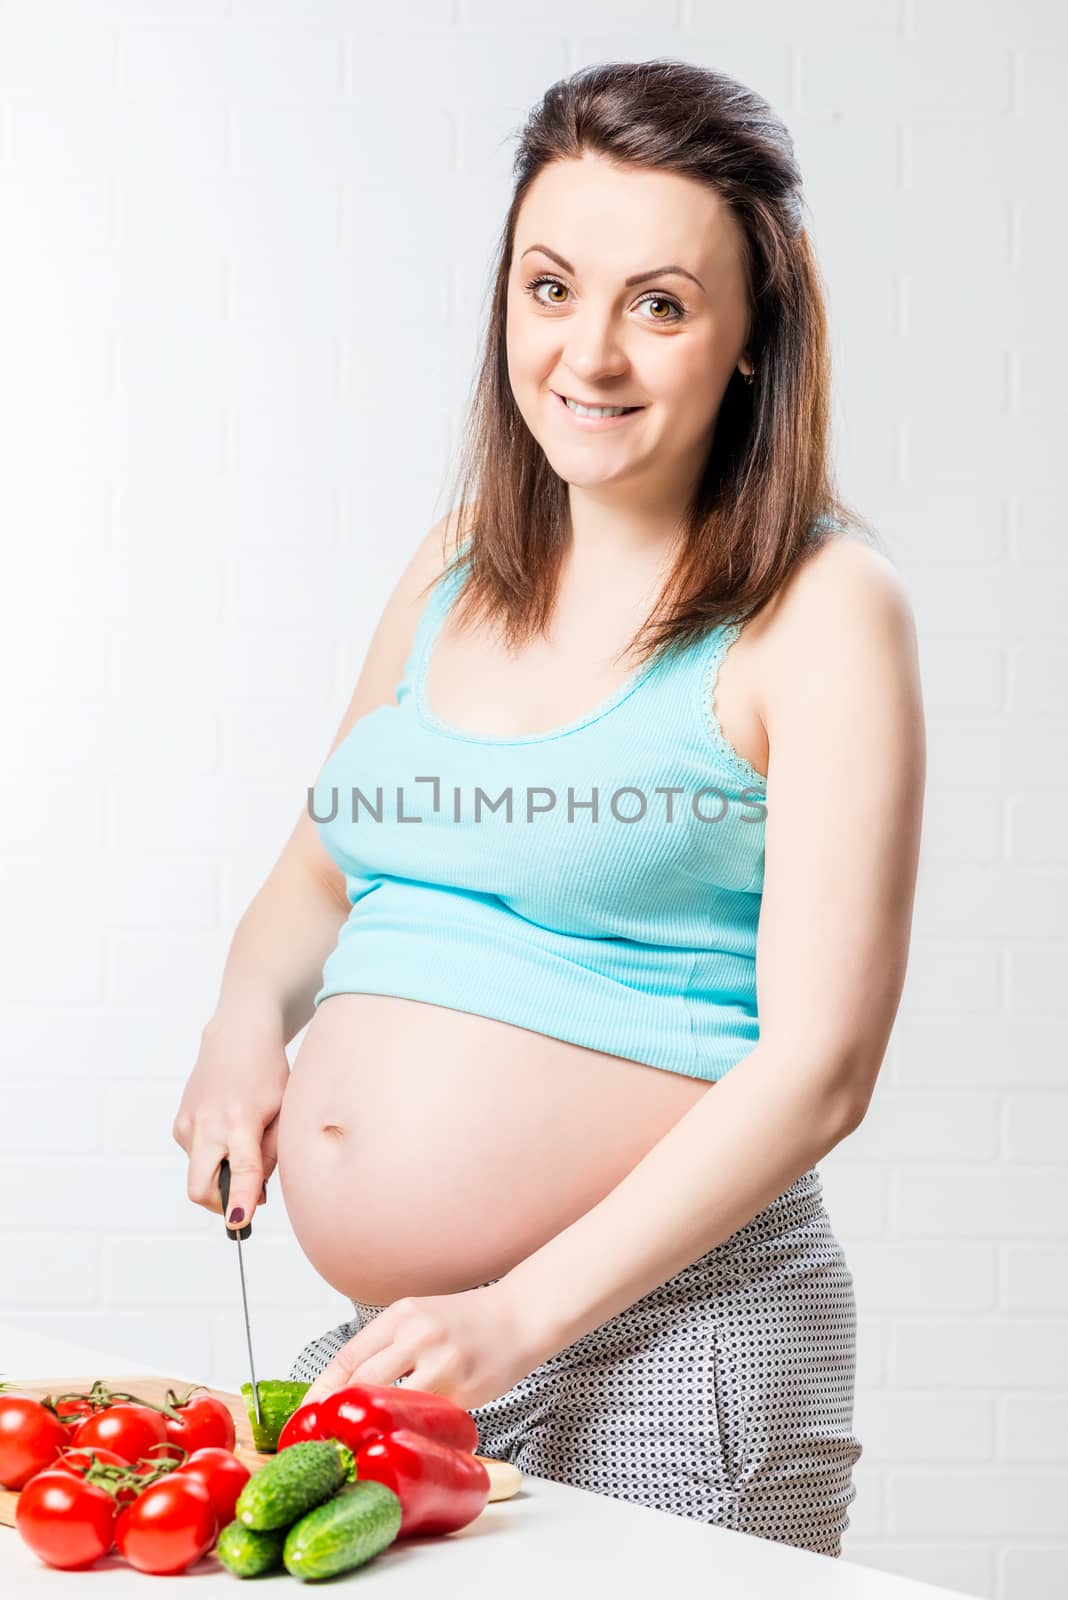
[790,531,910,626]
[742,531,913,734]
[763,532,918,721]
[761,531,911,650]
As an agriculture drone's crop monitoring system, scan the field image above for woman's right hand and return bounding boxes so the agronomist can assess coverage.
[171,1012,292,1231]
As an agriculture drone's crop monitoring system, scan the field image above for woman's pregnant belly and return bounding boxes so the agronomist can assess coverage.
[276,992,713,1305]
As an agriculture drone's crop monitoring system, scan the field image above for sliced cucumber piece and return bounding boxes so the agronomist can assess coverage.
[240,1380,310,1452]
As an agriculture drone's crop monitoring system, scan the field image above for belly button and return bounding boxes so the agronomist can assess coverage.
[321,1123,346,1138]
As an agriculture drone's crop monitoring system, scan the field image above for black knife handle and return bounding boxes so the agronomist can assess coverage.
[219,1158,252,1241]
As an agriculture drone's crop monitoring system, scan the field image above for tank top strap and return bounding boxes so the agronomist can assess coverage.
[395,534,474,706]
[697,617,766,791]
[634,604,743,701]
[630,611,766,793]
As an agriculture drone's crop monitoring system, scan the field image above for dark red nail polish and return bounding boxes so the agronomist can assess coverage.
[228,1207,245,1224]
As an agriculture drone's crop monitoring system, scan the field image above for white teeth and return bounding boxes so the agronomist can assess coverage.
[564,396,636,418]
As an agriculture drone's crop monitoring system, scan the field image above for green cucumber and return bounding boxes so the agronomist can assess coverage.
[283,1481,403,1582]
[240,1380,310,1452]
[214,1519,286,1578]
[234,1438,355,1532]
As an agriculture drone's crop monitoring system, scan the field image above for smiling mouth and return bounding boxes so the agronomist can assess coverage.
[552,391,644,414]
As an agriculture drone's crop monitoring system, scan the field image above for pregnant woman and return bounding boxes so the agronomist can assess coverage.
[173,61,925,1558]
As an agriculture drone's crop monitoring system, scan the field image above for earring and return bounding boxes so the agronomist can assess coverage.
[743,367,755,386]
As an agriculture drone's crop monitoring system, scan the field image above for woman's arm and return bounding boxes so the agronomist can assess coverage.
[499,535,927,1353]
[203,829,351,1048]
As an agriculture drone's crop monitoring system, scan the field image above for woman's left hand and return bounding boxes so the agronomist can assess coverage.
[300,1282,550,1413]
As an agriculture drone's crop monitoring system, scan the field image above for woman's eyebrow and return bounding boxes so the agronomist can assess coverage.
[519,243,705,293]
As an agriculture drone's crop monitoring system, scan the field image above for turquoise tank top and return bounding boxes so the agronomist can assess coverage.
[311,538,768,1082]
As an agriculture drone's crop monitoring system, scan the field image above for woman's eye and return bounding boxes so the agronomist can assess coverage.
[522,275,685,324]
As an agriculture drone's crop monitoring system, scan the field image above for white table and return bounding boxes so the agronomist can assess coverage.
[1,1322,971,1598]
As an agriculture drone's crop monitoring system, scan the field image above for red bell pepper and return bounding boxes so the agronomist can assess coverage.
[355,1428,490,1538]
[275,1400,332,1451]
[280,1382,478,1458]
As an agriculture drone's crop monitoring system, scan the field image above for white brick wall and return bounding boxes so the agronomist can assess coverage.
[1,4,1064,1595]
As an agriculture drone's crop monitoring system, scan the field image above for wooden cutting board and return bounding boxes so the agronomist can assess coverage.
[0,1374,520,1528]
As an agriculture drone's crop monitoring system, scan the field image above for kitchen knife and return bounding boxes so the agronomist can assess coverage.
[218,1157,263,1429]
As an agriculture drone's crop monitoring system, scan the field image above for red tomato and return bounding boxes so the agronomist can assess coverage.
[176,1446,249,1526]
[114,1475,217,1576]
[52,1444,129,1476]
[55,1397,94,1428]
[71,1403,167,1464]
[0,1397,69,1489]
[43,1398,95,1442]
[52,1443,174,1507]
[15,1467,117,1570]
[163,1393,236,1455]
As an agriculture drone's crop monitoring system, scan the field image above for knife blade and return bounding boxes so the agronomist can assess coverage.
[218,1157,263,1429]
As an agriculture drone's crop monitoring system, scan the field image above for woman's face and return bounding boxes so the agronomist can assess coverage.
[506,151,753,501]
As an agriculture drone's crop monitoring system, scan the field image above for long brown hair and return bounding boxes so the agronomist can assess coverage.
[428,57,882,669]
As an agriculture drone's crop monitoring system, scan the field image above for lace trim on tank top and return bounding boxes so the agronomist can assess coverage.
[703,622,768,792]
